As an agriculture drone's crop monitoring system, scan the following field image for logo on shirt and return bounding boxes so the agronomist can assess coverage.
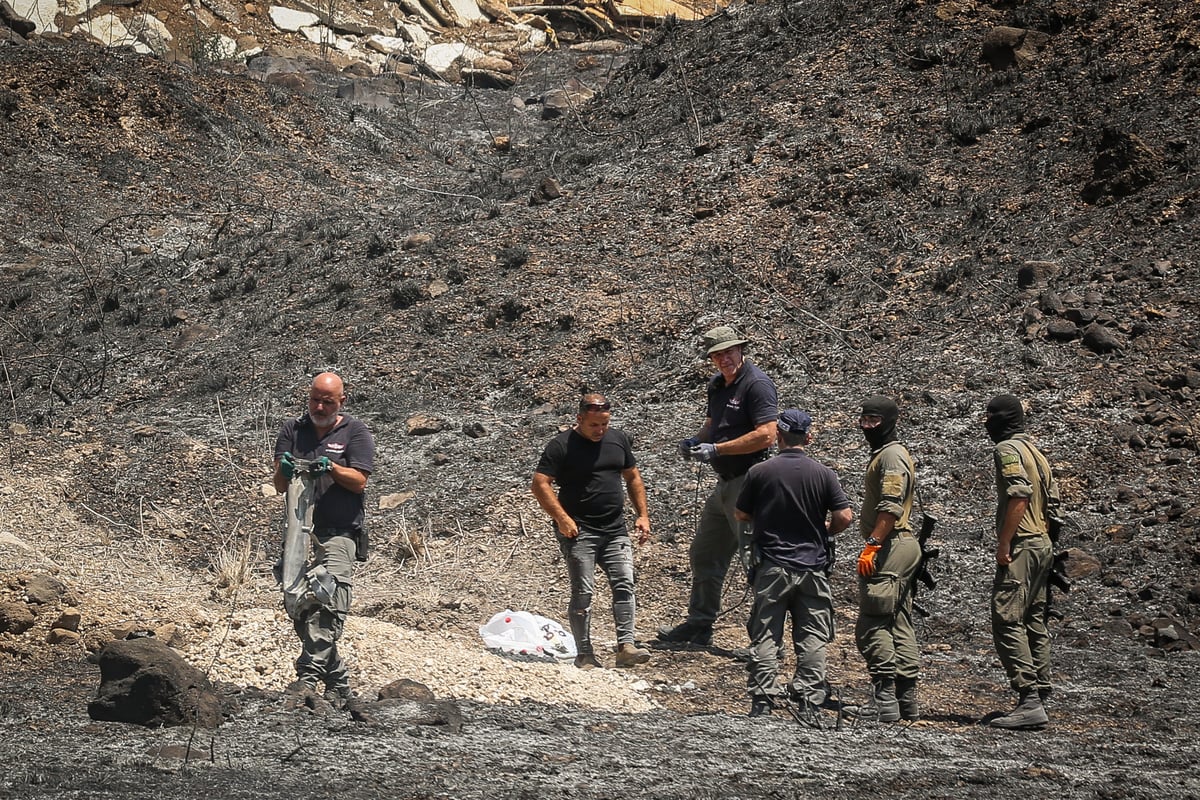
[726,397,742,411]
[325,443,346,455]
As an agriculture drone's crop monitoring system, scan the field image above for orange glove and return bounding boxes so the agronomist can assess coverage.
[857,544,881,577]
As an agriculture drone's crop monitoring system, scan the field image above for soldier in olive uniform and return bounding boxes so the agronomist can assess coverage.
[854,395,922,722]
[985,394,1056,730]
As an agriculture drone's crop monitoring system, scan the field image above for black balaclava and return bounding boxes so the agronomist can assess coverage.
[985,394,1025,443]
[861,395,899,450]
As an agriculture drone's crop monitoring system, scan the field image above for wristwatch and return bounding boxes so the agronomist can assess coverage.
[866,537,881,546]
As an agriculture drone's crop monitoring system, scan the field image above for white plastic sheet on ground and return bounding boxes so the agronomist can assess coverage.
[479,610,577,661]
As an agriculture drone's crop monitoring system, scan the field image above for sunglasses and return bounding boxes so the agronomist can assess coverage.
[580,402,612,412]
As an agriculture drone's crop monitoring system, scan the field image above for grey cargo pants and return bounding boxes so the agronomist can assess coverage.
[294,533,355,691]
[746,562,834,704]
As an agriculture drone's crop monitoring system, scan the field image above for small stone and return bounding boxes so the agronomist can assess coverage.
[24,573,68,605]
[53,608,82,632]
[155,623,182,646]
[1046,319,1080,341]
[1082,323,1122,353]
[379,492,415,510]
[406,414,447,435]
[1166,426,1192,448]
[402,233,434,249]
[1039,290,1065,314]
[47,628,81,645]
[1065,306,1098,324]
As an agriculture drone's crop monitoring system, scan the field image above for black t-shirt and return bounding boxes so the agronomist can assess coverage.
[534,428,636,535]
[274,413,375,531]
[706,360,778,478]
[736,449,850,572]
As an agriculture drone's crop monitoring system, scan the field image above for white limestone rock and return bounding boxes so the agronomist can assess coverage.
[8,0,61,33]
[397,21,431,46]
[366,34,409,54]
[63,0,102,15]
[422,41,485,75]
[127,14,173,55]
[269,4,319,31]
[299,24,354,50]
[445,0,487,26]
[79,13,139,49]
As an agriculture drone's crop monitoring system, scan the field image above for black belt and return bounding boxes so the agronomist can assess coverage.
[314,527,359,537]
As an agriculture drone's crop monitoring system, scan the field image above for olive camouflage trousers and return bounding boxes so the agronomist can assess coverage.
[991,535,1052,693]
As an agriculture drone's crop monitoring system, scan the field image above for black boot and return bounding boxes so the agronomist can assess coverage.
[895,676,920,721]
[655,620,713,646]
[870,677,901,723]
[749,696,773,718]
[854,677,900,723]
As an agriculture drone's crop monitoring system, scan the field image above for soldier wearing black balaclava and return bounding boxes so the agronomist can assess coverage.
[852,395,921,722]
[985,394,1057,730]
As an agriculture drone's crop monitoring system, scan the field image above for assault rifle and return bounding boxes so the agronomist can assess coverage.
[1046,550,1071,622]
[911,513,939,618]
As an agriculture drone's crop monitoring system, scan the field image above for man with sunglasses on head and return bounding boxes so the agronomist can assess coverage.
[658,324,778,648]
[853,395,921,723]
[273,371,375,709]
[532,393,653,669]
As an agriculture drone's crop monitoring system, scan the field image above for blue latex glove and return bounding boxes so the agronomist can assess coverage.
[310,456,332,477]
[689,442,719,463]
[279,451,297,479]
[678,437,700,459]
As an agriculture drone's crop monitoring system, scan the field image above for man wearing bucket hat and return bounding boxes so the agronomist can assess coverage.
[657,324,778,647]
[734,410,853,718]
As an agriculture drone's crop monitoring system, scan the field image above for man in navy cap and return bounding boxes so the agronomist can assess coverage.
[734,409,853,718]
[658,324,778,647]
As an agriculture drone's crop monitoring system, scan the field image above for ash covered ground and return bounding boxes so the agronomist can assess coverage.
[2,0,1200,796]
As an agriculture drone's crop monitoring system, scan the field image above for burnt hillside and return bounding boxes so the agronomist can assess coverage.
[1,0,1199,795]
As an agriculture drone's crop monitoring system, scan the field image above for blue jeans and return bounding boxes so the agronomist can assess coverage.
[558,527,637,655]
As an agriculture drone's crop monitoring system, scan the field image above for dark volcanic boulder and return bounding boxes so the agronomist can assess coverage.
[88,638,225,728]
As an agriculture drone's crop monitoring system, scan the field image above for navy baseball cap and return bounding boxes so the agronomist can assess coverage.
[777,409,812,434]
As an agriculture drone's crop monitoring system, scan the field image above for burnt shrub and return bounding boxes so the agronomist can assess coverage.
[389,280,426,309]
[496,245,530,269]
[946,112,994,145]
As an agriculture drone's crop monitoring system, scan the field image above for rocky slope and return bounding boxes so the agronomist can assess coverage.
[1,0,1199,795]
